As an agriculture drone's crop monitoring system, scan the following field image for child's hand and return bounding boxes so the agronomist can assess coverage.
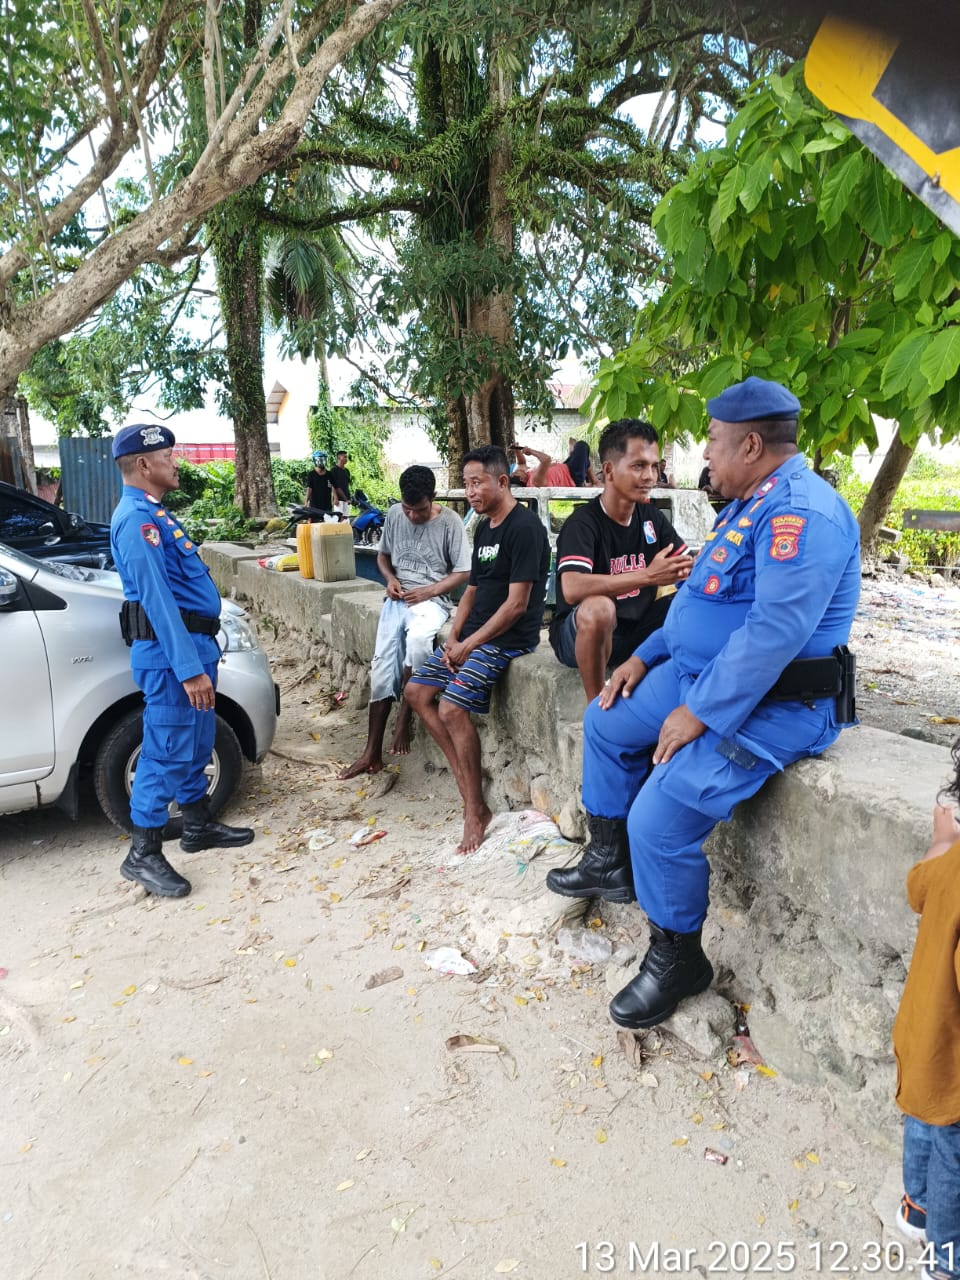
[932,804,960,845]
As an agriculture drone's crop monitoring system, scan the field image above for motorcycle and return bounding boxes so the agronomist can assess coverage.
[350,490,387,546]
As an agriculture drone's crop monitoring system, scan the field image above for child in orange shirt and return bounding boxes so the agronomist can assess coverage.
[893,740,960,1280]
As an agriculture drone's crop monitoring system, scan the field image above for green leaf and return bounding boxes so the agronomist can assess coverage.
[893,238,934,300]
[818,152,864,232]
[675,391,702,438]
[918,327,960,395]
[881,331,931,398]
[801,136,846,156]
[834,327,883,351]
[697,357,741,400]
[738,158,770,214]
[716,164,745,224]
[932,230,955,266]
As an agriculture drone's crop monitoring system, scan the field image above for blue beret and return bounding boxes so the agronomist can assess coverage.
[112,423,176,459]
[706,376,800,423]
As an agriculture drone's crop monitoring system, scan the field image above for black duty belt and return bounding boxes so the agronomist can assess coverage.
[766,644,856,723]
[119,599,220,645]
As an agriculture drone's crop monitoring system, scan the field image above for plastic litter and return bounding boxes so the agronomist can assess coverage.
[305,828,336,852]
[422,947,477,975]
[257,552,299,571]
[704,1147,728,1165]
[557,926,613,964]
[349,828,387,847]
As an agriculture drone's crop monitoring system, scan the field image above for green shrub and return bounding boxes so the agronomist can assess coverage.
[160,458,252,542]
[840,460,960,570]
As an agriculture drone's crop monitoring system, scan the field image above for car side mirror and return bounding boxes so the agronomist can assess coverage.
[39,520,60,545]
[0,567,19,607]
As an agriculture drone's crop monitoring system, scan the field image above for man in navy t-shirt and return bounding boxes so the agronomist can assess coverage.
[406,446,550,854]
[550,420,694,700]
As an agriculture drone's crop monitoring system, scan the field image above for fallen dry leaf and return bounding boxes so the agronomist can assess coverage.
[336,1179,355,1192]
[615,1029,645,1068]
[178,1057,193,1066]
[494,1262,520,1275]
[550,1158,567,1168]
[638,1072,659,1089]
[446,1034,502,1054]
[365,966,403,990]
[595,1129,608,1144]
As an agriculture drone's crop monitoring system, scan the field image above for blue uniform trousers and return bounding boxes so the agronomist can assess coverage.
[130,662,218,828]
[581,659,839,933]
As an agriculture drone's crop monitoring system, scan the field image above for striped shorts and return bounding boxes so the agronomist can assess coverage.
[408,641,531,715]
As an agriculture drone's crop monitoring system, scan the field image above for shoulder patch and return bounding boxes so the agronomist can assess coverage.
[769,514,807,561]
[141,524,160,547]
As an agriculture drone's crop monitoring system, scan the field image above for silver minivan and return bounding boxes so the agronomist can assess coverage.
[0,541,278,830]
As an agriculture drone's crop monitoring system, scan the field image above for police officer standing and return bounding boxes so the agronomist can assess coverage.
[110,425,254,898]
[547,377,861,1029]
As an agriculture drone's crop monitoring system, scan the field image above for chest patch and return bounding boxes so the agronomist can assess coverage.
[141,524,160,547]
[643,520,656,544]
[704,575,721,595]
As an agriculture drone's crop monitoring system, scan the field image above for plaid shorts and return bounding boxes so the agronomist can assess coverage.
[408,641,530,715]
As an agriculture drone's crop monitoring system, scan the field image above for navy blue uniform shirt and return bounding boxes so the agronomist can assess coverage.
[110,486,222,681]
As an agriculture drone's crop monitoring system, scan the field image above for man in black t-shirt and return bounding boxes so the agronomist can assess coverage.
[328,450,352,517]
[550,419,694,701]
[407,446,550,855]
[304,452,333,515]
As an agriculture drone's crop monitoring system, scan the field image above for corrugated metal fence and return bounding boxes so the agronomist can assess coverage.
[60,436,121,523]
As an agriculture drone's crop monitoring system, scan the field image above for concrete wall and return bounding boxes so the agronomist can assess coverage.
[202,541,950,1146]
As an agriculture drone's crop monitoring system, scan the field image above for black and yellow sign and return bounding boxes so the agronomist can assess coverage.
[805,15,960,236]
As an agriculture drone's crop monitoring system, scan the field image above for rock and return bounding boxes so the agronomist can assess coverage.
[530,774,557,816]
[663,989,733,1059]
[830,976,894,1059]
[771,943,832,1001]
[500,764,531,807]
[557,802,586,841]
[814,919,881,987]
[747,1008,827,1086]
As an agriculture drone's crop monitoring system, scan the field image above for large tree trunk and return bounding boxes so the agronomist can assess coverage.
[857,432,916,555]
[0,392,35,490]
[212,210,277,517]
[459,53,516,455]
[16,396,36,493]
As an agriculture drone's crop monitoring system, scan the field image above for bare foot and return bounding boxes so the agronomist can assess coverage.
[456,805,492,855]
[337,756,383,780]
[388,722,412,755]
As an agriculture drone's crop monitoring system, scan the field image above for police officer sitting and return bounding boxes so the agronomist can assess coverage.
[110,425,254,898]
[547,376,861,1030]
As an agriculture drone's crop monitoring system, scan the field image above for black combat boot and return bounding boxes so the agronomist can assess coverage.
[545,814,635,903]
[608,921,713,1029]
[179,798,255,853]
[120,826,191,898]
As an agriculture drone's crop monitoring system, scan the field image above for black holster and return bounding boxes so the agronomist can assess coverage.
[119,600,220,645]
[767,644,856,723]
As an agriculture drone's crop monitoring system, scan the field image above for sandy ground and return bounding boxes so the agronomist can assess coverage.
[2,571,955,1280]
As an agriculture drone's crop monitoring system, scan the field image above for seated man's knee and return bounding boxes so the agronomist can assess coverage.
[576,596,616,634]
[404,681,432,710]
[437,698,467,728]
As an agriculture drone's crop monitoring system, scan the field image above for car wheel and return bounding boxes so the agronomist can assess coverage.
[93,706,243,836]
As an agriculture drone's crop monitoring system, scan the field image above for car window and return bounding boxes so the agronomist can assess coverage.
[0,491,59,541]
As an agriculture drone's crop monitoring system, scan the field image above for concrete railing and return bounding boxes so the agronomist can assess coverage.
[202,541,950,1145]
